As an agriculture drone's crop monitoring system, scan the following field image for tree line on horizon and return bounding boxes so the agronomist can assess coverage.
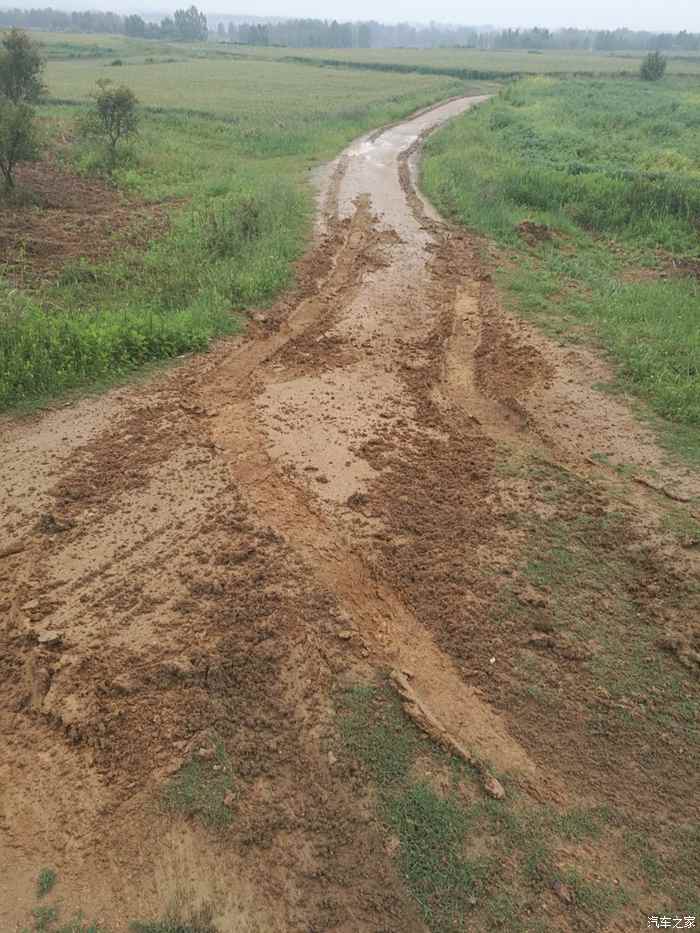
[0,7,699,52]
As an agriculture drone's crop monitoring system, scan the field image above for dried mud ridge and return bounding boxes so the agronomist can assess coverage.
[1,97,699,931]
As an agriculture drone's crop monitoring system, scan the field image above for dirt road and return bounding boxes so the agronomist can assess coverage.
[2,97,698,931]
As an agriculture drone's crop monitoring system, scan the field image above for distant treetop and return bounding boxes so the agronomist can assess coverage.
[0,9,698,52]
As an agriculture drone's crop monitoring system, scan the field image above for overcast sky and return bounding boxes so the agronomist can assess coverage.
[42,0,700,31]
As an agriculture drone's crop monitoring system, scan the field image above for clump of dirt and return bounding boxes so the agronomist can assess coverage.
[0,159,171,284]
[517,220,554,246]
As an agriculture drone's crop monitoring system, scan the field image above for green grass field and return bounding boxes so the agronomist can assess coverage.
[30,31,700,76]
[267,45,700,78]
[422,76,700,461]
[0,42,473,409]
[46,56,469,123]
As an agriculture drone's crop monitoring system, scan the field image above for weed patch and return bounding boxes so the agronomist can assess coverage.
[337,680,633,932]
[163,740,235,830]
[130,903,217,933]
[36,868,57,899]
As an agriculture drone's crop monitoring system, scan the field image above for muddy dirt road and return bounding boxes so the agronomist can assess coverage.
[2,97,698,931]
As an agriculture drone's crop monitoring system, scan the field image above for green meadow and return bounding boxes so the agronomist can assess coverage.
[422,76,700,460]
[262,45,700,78]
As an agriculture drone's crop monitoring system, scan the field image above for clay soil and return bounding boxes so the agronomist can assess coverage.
[1,98,698,932]
[0,158,170,285]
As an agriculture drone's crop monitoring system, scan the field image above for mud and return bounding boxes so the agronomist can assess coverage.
[1,96,698,931]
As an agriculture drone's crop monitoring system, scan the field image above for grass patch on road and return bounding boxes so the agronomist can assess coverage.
[337,681,635,932]
[36,869,57,899]
[163,740,235,831]
[422,76,700,463]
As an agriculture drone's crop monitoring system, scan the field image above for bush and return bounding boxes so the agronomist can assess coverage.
[0,28,44,189]
[0,100,39,189]
[640,51,667,81]
[80,78,138,171]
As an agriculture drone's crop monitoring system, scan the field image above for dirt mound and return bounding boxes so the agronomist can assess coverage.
[517,219,553,245]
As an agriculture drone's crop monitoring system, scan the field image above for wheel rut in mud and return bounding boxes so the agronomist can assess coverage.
[2,96,698,931]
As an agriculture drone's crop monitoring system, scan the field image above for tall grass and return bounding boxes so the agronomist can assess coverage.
[422,77,700,448]
[0,286,235,406]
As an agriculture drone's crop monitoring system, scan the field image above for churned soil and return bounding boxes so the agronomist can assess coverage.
[1,97,698,931]
[0,158,170,284]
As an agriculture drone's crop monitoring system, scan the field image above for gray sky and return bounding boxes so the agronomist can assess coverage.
[45,0,700,31]
[255,0,700,31]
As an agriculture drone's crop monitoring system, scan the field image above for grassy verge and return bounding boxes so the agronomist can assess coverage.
[1,53,474,410]
[421,76,700,462]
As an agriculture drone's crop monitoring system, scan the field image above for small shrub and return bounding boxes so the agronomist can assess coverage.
[110,58,123,67]
[32,905,58,931]
[80,78,138,171]
[640,52,667,81]
[0,101,39,190]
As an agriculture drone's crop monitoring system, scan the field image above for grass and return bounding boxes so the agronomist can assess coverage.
[203,42,700,78]
[492,453,700,774]
[37,868,57,899]
[162,740,235,830]
[1,48,473,410]
[466,452,700,926]
[421,76,700,463]
[23,32,700,77]
[512,486,696,721]
[130,924,214,933]
[130,904,217,933]
[337,681,630,932]
[23,906,104,933]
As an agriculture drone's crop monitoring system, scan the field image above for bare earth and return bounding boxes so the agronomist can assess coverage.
[1,97,698,931]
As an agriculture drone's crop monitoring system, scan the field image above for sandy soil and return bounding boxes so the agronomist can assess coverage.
[1,96,698,931]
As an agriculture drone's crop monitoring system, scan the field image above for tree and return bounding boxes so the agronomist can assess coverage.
[0,100,38,189]
[640,51,667,80]
[124,14,146,38]
[0,29,44,191]
[82,79,138,170]
[0,27,45,105]
[173,6,207,41]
